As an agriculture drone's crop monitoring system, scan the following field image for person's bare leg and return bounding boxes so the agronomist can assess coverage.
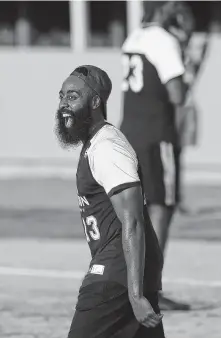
[148,203,190,311]
[148,204,174,255]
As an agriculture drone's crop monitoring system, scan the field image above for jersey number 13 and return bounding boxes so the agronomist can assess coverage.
[82,215,100,242]
[122,54,144,93]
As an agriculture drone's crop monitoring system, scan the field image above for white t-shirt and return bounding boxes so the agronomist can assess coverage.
[122,25,185,84]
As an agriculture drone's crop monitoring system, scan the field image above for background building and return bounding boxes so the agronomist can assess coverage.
[0,1,221,182]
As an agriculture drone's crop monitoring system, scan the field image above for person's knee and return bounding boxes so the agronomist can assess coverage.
[148,204,175,253]
[148,204,174,223]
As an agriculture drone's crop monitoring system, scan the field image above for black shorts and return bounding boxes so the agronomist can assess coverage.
[68,282,165,338]
[136,142,180,206]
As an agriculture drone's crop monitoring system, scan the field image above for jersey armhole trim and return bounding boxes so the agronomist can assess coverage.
[108,181,141,198]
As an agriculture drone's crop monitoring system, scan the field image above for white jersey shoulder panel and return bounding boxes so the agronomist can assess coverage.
[87,124,140,195]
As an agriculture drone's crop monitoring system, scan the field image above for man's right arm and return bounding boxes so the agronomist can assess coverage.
[165,75,187,144]
[149,31,187,145]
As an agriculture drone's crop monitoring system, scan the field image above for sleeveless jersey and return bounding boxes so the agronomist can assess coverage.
[76,122,163,292]
[120,25,185,147]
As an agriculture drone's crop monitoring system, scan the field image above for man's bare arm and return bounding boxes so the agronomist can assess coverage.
[165,76,186,106]
[111,185,145,299]
[165,76,187,143]
[110,185,162,328]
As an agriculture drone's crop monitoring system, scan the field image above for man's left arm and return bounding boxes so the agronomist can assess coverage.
[110,185,163,328]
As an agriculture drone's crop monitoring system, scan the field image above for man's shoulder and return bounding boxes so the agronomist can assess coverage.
[143,26,179,51]
[88,124,136,162]
[90,124,126,148]
[122,25,178,58]
[122,28,141,51]
[143,25,176,40]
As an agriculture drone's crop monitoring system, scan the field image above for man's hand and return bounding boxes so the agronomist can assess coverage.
[130,295,163,328]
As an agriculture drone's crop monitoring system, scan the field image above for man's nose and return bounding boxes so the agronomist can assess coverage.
[60,97,69,109]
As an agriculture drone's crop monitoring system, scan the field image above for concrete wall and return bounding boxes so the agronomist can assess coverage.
[0,48,122,164]
[0,35,221,172]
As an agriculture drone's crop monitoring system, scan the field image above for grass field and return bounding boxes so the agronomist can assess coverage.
[0,179,221,338]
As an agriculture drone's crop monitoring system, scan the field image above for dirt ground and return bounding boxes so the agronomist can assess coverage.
[0,179,221,337]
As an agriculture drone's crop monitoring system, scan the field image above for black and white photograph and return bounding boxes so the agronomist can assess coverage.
[0,1,221,337]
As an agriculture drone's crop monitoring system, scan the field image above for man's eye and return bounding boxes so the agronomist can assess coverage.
[68,95,77,100]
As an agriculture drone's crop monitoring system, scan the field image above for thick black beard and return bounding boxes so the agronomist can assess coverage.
[55,105,92,149]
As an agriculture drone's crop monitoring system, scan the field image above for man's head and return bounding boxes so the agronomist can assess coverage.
[169,2,195,45]
[142,1,167,24]
[55,65,112,148]
[142,1,194,34]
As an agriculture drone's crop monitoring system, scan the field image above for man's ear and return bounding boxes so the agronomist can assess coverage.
[91,95,101,110]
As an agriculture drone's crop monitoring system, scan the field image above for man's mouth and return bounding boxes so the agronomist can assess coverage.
[61,111,74,128]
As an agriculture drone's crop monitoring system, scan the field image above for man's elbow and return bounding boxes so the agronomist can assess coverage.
[123,219,144,240]
[171,94,185,106]
[167,88,186,106]
[166,77,187,106]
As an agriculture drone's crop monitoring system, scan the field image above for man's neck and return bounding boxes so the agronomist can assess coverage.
[84,119,106,145]
[81,118,106,150]
[89,118,105,135]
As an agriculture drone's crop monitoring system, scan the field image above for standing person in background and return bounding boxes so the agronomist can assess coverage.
[169,1,195,213]
[120,1,190,311]
[169,2,208,213]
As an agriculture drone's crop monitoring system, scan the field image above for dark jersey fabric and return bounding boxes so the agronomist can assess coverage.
[69,281,165,338]
[76,122,163,293]
[69,282,165,338]
[120,52,176,147]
